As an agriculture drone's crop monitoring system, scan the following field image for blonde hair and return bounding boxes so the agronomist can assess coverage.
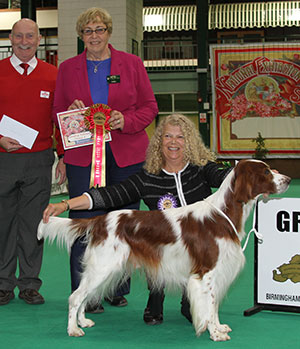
[76,7,113,39]
[144,113,216,174]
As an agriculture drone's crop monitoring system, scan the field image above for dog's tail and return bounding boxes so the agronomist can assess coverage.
[37,216,84,253]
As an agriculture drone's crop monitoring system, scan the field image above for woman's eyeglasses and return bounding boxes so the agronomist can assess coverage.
[82,28,108,36]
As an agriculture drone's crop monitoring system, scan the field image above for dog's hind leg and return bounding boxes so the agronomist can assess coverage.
[67,242,130,337]
[67,280,93,337]
[77,299,95,329]
[68,271,109,336]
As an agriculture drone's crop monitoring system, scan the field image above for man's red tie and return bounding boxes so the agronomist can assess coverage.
[20,63,29,76]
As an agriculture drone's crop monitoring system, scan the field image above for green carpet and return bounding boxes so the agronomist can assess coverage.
[2,180,300,348]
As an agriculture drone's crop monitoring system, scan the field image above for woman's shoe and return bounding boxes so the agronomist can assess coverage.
[85,303,104,314]
[143,307,163,325]
[104,296,128,307]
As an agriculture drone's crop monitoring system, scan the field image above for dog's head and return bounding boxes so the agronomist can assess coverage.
[232,159,291,203]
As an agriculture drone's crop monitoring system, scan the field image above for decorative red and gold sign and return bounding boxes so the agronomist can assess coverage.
[210,43,300,157]
[84,103,111,188]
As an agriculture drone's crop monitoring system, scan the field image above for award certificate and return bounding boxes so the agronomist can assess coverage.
[57,108,111,150]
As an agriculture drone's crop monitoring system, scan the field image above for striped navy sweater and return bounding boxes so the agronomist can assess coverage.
[88,162,232,211]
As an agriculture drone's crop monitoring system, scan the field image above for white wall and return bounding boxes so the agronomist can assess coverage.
[0,1,143,65]
[0,9,57,30]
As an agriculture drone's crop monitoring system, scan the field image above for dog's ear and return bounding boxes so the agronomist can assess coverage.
[232,162,254,203]
[233,174,252,203]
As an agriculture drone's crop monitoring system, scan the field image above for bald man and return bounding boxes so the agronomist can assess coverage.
[0,19,65,305]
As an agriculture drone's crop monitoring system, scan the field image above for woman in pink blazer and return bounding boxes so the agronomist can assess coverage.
[53,7,158,313]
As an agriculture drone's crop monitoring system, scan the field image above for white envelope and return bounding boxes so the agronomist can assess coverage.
[0,115,39,149]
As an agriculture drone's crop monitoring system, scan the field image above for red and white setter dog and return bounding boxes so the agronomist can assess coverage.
[38,159,290,341]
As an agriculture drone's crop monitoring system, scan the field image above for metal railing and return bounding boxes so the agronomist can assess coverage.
[142,39,198,72]
[0,40,198,71]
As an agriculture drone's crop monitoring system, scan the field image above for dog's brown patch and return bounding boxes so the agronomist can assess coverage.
[180,213,219,278]
[71,216,109,245]
[180,212,241,278]
[116,210,176,269]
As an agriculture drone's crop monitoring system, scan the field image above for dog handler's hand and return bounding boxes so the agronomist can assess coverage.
[43,203,66,223]
[43,195,90,223]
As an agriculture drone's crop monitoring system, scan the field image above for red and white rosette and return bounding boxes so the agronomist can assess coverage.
[84,103,111,188]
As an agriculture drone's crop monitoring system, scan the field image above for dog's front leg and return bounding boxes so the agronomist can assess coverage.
[207,299,231,342]
[187,273,231,341]
[214,302,232,334]
[187,274,209,336]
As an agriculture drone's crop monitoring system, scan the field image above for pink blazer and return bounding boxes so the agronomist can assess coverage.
[53,44,158,167]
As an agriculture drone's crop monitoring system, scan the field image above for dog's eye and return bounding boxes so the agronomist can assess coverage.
[265,169,270,175]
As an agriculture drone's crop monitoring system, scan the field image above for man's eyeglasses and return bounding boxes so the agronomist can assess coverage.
[82,27,108,36]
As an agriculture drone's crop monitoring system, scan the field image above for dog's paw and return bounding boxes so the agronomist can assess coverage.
[78,318,95,328]
[68,326,85,337]
[210,330,231,342]
[217,324,232,333]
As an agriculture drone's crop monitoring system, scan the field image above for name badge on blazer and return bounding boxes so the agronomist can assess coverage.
[106,75,120,84]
